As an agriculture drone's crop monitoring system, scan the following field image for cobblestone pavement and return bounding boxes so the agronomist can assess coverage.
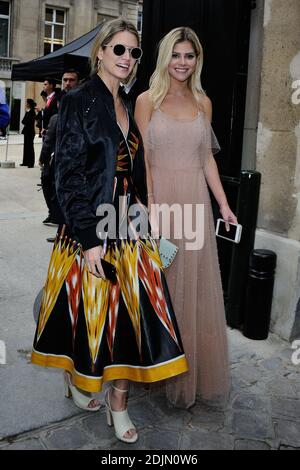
[1,330,299,451]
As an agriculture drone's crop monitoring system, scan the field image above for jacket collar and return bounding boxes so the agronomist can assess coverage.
[88,73,129,103]
[86,73,131,123]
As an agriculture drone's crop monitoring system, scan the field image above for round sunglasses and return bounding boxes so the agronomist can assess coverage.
[103,43,143,60]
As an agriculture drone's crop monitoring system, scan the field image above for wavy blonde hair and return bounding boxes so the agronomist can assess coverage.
[90,17,140,84]
[149,27,205,108]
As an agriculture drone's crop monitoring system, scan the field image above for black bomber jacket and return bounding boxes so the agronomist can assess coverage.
[55,74,148,251]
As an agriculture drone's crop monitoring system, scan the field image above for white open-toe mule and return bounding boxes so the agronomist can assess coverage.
[105,386,138,444]
[63,371,101,412]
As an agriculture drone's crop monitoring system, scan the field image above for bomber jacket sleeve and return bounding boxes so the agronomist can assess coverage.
[55,90,100,251]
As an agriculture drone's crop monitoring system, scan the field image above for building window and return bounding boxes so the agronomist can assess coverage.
[44,7,66,55]
[0,1,10,57]
[137,4,143,34]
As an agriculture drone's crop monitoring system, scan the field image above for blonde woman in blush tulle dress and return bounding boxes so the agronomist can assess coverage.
[135,27,237,409]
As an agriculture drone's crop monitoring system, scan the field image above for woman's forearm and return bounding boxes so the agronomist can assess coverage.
[204,154,229,209]
[143,150,159,237]
[144,150,154,198]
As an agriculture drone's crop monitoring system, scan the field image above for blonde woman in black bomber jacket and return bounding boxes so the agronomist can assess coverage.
[31,18,188,444]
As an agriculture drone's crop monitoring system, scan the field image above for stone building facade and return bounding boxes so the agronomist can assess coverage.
[242,0,300,341]
[0,0,142,129]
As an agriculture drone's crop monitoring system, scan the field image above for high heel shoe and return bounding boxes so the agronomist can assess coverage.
[63,371,101,411]
[105,386,138,443]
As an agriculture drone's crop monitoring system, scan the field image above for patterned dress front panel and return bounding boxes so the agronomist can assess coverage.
[31,116,188,392]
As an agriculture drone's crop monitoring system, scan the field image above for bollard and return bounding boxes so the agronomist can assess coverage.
[0,161,15,168]
[224,171,261,328]
[243,249,276,340]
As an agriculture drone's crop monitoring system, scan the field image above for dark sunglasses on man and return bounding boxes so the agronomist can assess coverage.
[103,43,143,61]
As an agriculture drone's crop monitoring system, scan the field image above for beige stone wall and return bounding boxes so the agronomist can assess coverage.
[254,0,300,340]
[10,0,42,61]
[97,0,121,19]
[121,0,139,23]
[257,0,300,240]
[242,0,265,171]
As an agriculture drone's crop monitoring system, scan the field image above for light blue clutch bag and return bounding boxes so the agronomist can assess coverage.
[159,237,179,269]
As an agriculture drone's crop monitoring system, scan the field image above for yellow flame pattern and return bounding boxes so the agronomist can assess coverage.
[138,240,179,347]
[113,241,141,355]
[37,237,81,341]
[36,234,180,368]
[81,265,110,369]
[65,254,84,344]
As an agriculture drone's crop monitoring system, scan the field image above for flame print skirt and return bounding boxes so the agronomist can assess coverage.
[31,230,188,392]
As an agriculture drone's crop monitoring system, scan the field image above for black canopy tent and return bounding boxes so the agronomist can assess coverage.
[11,23,103,82]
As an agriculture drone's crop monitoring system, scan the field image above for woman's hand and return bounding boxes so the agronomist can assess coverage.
[83,245,105,278]
[219,204,238,231]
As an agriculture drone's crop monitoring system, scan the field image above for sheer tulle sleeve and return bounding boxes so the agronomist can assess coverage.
[201,112,221,157]
[210,125,221,155]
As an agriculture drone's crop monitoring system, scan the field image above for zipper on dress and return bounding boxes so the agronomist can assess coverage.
[117,107,133,172]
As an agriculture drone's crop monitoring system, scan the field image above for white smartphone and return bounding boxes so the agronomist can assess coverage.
[216,219,242,244]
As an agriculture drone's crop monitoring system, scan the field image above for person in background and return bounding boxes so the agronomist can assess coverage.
[40,70,80,227]
[41,78,59,137]
[35,91,47,138]
[20,98,36,168]
[61,69,80,92]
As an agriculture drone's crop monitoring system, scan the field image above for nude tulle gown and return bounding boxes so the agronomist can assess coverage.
[146,108,230,408]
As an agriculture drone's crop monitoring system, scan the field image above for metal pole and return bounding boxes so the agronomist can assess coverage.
[1,80,15,168]
[5,79,13,162]
[4,124,9,162]
[5,81,14,162]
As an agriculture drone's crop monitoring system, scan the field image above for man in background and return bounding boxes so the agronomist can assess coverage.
[62,69,80,92]
[40,70,80,227]
[35,91,47,138]
[41,78,59,137]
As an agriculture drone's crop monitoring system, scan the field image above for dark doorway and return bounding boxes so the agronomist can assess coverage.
[138,0,253,178]
[138,0,259,328]
[9,98,21,132]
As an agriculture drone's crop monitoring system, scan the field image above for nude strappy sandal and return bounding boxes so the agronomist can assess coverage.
[105,385,138,443]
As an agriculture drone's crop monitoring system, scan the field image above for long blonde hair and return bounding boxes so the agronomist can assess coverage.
[149,27,205,108]
[90,17,140,84]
